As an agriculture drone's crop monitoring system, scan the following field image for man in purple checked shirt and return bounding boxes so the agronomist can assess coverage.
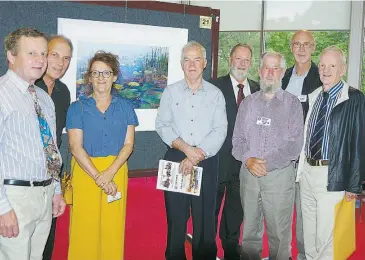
[232,51,303,260]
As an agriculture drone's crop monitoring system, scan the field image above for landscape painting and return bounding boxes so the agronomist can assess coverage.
[76,41,169,109]
[58,18,188,131]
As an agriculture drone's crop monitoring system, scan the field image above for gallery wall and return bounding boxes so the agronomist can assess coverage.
[0,1,217,171]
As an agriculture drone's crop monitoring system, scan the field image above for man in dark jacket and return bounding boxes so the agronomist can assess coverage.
[282,30,322,260]
[36,35,72,260]
[211,44,260,260]
[297,46,365,260]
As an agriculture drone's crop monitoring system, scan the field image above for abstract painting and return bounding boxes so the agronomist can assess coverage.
[76,42,169,109]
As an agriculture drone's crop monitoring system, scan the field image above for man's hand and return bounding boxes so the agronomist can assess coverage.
[95,169,115,189]
[179,158,194,175]
[0,210,19,238]
[345,191,358,202]
[246,157,267,177]
[184,146,205,165]
[52,194,66,218]
[102,182,118,197]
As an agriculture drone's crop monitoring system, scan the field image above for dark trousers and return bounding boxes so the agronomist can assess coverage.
[215,157,243,260]
[164,148,219,260]
[42,217,57,260]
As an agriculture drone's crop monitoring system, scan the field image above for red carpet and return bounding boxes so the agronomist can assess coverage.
[53,177,365,260]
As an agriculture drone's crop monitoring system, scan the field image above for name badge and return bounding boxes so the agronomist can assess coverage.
[107,192,122,203]
[298,95,307,103]
[256,117,271,126]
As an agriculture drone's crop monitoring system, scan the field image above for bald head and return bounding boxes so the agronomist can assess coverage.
[290,30,315,65]
[291,30,315,45]
[45,36,72,80]
[48,35,73,54]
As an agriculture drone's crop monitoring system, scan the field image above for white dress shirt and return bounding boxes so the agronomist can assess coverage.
[229,74,252,102]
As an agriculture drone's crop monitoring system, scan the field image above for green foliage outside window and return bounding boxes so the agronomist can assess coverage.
[217,31,362,91]
[265,31,349,67]
[218,32,261,80]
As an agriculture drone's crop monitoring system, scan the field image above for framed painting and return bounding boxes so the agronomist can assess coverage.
[58,18,188,131]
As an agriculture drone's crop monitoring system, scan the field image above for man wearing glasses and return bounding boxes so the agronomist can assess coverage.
[281,30,322,260]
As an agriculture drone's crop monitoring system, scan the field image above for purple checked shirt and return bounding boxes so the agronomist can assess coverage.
[232,88,304,172]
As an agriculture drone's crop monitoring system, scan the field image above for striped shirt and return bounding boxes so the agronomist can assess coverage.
[305,81,344,159]
[0,70,61,215]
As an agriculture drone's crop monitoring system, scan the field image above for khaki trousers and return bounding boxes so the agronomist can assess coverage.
[0,184,54,260]
[240,163,295,260]
[300,161,344,260]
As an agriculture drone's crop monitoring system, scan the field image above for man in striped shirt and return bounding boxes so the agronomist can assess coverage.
[0,28,65,260]
[297,46,365,260]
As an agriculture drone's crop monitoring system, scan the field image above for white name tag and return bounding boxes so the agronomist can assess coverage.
[298,95,307,103]
[256,117,271,126]
[107,192,121,203]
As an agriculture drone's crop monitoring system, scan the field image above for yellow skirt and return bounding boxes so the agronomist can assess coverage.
[68,156,128,260]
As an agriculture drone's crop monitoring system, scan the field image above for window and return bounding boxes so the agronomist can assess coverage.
[218,32,261,80]
[218,31,350,82]
[265,31,350,73]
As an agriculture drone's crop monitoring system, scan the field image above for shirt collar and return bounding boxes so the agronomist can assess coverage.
[229,74,248,88]
[293,66,308,77]
[35,78,60,93]
[7,69,30,94]
[323,80,344,99]
[183,79,206,92]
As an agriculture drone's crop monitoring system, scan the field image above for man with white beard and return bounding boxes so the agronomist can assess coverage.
[232,51,303,260]
[211,44,260,260]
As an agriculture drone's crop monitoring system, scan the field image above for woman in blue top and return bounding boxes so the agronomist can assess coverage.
[66,51,138,260]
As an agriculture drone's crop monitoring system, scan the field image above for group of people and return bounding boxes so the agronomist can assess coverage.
[156,30,365,260]
[0,27,363,260]
[0,28,138,260]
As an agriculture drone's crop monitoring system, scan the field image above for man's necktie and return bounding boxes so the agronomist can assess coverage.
[28,85,61,179]
[310,92,329,160]
[237,84,245,107]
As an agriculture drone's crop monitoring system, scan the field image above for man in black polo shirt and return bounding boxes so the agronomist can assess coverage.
[36,35,72,260]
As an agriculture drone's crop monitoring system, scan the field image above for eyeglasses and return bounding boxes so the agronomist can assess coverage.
[292,42,313,50]
[90,70,113,78]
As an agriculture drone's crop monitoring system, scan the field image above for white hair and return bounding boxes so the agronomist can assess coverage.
[320,45,347,66]
[259,51,287,72]
[181,41,207,62]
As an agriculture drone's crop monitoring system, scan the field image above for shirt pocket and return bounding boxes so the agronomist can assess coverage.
[170,96,185,118]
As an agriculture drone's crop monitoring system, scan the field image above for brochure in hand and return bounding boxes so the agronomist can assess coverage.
[156,159,203,196]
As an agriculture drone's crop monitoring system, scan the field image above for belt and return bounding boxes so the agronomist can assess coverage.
[306,157,329,166]
[4,179,53,187]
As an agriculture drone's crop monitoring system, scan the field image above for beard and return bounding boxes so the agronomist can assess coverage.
[260,79,282,94]
[230,66,248,82]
